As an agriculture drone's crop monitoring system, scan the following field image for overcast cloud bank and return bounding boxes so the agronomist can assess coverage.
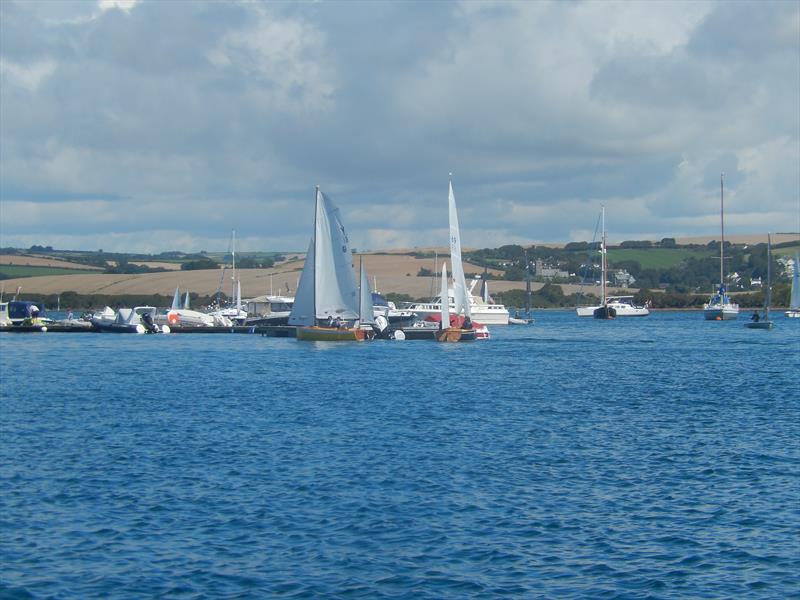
[1,0,798,253]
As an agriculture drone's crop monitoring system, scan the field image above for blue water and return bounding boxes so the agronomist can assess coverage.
[1,311,798,598]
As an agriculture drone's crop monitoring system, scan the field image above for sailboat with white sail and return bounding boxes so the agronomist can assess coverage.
[786,252,800,318]
[746,234,775,329]
[289,187,371,341]
[406,178,505,328]
[435,262,476,342]
[703,174,739,320]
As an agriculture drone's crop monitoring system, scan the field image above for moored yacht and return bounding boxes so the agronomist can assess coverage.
[576,296,650,317]
[406,288,510,325]
[703,174,739,320]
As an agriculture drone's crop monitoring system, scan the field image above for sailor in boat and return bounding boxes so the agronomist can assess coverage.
[751,311,760,322]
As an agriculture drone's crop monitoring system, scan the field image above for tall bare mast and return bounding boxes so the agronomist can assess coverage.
[231,229,237,302]
[720,174,724,288]
[601,205,607,305]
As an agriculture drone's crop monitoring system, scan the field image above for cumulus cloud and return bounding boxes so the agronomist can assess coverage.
[0,0,797,253]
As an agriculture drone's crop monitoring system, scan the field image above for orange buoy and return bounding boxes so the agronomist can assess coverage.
[167,312,180,325]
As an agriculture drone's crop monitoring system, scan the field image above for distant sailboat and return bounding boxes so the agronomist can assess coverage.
[746,234,775,329]
[289,187,369,341]
[786,252,800,318]
[593,206,615,319]
[703,174,739,320]
[576,207,648,318]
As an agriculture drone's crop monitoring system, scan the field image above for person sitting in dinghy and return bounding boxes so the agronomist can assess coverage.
[751,311,760,322]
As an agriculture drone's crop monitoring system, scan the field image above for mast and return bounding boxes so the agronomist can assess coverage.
[766,233,772,318]
[720,173,724,290]
[313,186,319,323]
[432,251,438,299]
[231,229,236,303]
[525,248,531,313]
[358,255,362,323]
[601,206,607,305]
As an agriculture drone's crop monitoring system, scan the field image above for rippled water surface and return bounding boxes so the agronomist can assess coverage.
[1,311,798,598]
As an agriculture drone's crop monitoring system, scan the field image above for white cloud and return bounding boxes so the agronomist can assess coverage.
[0,58,56,91]
[0,0,797,252]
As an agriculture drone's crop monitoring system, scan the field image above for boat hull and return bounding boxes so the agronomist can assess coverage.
[435,327,476,342]
[703,307,739,320]
[296,326,367,342]
[593,305,617,320]
[785,310,800,318]
[408,306,509,325]
[745,321,774,329]
[577,303,649,317]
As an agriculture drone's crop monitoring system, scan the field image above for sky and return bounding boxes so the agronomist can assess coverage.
[1,0,798,254]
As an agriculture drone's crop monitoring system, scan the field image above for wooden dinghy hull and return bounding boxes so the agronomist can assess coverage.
[296,326,368,342]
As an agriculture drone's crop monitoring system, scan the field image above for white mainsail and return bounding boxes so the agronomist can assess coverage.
[359,260,375,325]
[791,253,800,310]
[288,238,316,326]
[440,262,450,327]
[448,179,471,318]
[288,187,360,326]
[183,291,190,310]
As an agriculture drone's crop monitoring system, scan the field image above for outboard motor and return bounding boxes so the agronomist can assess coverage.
[141,312,159,333]
[372,314,391,339]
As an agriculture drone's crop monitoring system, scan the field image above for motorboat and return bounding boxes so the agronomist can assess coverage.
[371,291,416,326]
[1,300,54,327]
[158,287,231,328]
[405,275,509,325]
[93,306,168,333]
[244,294,294,326]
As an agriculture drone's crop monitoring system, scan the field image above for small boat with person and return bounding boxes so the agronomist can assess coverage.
[745,234,775,330]
[288,187,374,342]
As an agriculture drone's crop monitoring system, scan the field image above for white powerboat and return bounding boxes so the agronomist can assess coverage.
[158,287,231,328]
[405,291,510,325]
[406,278,509,325]
[93,306,167,333]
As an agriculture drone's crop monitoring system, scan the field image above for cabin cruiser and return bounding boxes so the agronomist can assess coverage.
[371,291,416,326]
[1,301,54,327]
[244,294,294,326]
[576,296,650,317]
[404,280,510,325]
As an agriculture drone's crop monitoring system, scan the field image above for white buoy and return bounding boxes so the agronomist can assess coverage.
[135,324,146,334]
[162,325,171,334]
[393,330,405,340]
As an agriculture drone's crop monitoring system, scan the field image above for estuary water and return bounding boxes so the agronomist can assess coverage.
[1,311,798,598]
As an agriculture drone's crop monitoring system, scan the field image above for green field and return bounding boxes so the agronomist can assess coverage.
[773,244,800,259]
[0,265,98,278]
[607,247,713,269]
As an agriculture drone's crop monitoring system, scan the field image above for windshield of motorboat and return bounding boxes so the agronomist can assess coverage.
[371,292,388,307]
